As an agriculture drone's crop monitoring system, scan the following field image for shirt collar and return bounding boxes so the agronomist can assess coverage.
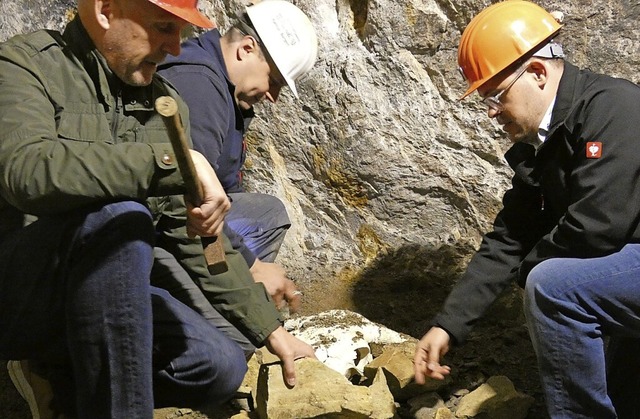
[536,97,557,145]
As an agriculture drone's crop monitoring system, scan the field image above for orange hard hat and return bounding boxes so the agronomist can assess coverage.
[457,0,562,99]
[147,0,214,28]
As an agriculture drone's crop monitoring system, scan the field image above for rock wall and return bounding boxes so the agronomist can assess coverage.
[1,0,638,294]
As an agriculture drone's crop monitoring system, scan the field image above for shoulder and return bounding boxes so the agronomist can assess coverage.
[560,64,640,129]
[0,29,64,62]
[575,66,640,108]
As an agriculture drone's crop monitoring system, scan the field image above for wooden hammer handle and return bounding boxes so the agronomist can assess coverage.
[155,96,228,275]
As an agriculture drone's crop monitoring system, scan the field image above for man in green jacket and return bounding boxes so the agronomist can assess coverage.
[0,0,290,417]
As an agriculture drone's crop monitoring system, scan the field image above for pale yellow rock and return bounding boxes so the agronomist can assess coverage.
[256,358,395,419]
[364,341,448,401]
[435,407,454,419]
[455,375,534,419]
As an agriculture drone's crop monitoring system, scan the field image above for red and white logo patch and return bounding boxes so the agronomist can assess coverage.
[586,142,602,158]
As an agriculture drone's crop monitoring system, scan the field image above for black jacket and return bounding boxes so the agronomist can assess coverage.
[433,62,640,344]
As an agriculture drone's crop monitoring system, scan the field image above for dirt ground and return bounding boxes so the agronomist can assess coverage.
[0,250,548,419]
[296,254,549,419]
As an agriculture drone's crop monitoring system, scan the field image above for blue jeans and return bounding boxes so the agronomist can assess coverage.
[226,192,290,262]
[524,244,640,418]
[0,201,246,418]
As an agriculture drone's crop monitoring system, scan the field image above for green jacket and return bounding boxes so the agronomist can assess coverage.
[0,17,280,345]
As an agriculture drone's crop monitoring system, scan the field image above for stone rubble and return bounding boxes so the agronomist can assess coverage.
[255,358,395,418]
[454,375,534,419]
[234,310,535,419]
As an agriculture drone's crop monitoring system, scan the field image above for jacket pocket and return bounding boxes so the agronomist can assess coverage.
[56,103,113,143]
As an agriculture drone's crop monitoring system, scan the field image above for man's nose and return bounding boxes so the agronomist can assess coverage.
[266,85,282,103]
[487,107,501,118]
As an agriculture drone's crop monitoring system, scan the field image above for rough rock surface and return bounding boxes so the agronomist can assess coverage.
[1,1,639,418]
[256,358,395,419]
[455,375,534,419]
[3,0,637,298]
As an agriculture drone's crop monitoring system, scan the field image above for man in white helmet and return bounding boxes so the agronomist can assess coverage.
[159,0,317,314]
[157,0,318,368]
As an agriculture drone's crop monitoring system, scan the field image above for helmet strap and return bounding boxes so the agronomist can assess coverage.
[532,41,565,59]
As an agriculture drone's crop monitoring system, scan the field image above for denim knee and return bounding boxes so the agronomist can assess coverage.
[154,338,247,407]
[76,201,154,245]
[523,260,559,321]
[524,262,543,306]
[204,342,247,403]
[151,286,248,407]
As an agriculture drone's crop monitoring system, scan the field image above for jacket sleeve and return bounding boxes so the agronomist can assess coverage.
[433,143,547,344]
[519,79,640,281]
[0,35,184,215]
[154,195,282,346]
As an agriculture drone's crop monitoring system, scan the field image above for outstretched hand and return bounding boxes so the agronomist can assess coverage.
[264,326,317,387]
[413,326,452,383]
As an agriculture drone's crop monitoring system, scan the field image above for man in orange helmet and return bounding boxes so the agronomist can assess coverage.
[0,0,250,417]
[414,1,640,417]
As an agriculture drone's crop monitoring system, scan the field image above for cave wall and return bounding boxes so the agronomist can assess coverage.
[1,0,638,288]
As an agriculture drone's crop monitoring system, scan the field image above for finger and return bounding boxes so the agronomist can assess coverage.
[285,286,302,314]
[427,362,451,380]
[186,226,196,239]
[281,354,296,388]
[272,293,285,310]
[413,350,428,384]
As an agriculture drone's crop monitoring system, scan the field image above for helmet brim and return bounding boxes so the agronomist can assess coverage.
[154,3,215,29]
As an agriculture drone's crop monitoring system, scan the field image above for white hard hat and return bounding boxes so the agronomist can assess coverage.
[246,0,318,98]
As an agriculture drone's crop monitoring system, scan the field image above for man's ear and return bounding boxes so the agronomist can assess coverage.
[237,36,259,61]
[529,60,548,87]
[96,0,111,30]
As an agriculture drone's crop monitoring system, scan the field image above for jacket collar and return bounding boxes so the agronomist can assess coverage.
[546,62,579,138]
[192,30,255,122]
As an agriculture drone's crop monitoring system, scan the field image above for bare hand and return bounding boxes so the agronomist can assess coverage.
[413,326,452,383]
[185,150,230,238]
[264,326,316,387]
[250,259,301,313]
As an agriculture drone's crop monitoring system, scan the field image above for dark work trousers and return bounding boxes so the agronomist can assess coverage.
[0,201,246,418]
[152,246,255,358]
[226,192,291,263]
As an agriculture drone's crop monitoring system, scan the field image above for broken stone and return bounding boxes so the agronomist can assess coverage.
[153,407,193,419]
[364,341,449,401]
[407,392,447,419]
[435,407,455,419]
[256,358,395,419]
[284,310,408,380]
[455,375,534,419]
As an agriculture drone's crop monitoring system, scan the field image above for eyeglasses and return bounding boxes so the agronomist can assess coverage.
[482,65,528,112]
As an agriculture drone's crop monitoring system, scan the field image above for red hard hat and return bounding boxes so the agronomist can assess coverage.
[147,0,214,28]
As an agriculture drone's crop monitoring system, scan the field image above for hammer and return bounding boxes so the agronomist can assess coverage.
[155,95,228,275]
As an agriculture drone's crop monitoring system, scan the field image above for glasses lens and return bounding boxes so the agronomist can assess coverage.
[483,96,503,111]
